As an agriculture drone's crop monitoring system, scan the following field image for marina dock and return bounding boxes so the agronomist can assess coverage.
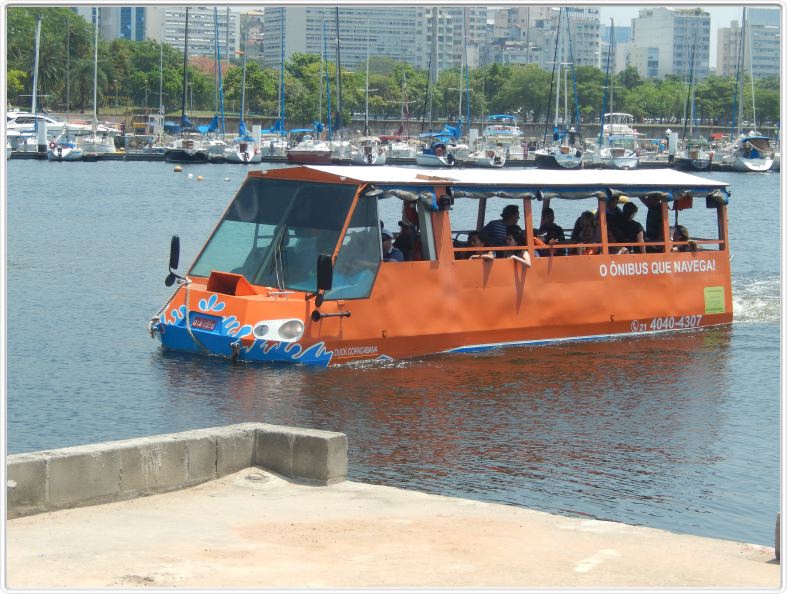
[6,424,779,589]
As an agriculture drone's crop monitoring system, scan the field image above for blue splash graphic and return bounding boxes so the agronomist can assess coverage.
[250,339,334,367]
[158,293,330,366]
[221,315,252,338]
[198,294,225,313]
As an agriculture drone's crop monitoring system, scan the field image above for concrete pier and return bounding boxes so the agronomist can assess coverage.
[7,423,347,519]
[6,425,780,588]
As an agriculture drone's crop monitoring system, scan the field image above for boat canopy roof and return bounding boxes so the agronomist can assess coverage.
[487,114,518,121]
[250,166,729,201]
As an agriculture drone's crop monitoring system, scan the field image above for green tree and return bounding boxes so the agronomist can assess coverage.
[6,69,27,105]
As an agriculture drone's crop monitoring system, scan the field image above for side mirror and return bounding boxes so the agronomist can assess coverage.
[169,235,180,271]
[316,254,333,291]
[165,235,182,287]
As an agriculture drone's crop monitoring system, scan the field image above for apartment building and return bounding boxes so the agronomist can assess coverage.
[145,7,240,58]
[716,8,780,79]
[486,7,599,69]
[631,7,710,80]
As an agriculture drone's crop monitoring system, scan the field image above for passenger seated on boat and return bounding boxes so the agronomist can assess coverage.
[640,194,664,250]
[481,204,520,247]
[381,229,405,262]
[576,224,598,255]
[618,202,645,253]
[607,227,629,255]
[571,211,596,244]
[671,225,697,253]
[506,228,525,258]
[537,208,567,256]
[394,219,418,261]
[467,231,495,261]
[605,195,625,237]
[505,230,532,268]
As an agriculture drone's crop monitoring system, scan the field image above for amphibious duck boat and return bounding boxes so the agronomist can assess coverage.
[150,166,732,367]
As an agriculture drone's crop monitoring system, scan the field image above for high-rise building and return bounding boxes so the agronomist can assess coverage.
[262,7,422,72]
[72,7,146,42]
[631,7,710,79]
[145,6,240,58]
[717,9,780,80]
[485,7,598,70]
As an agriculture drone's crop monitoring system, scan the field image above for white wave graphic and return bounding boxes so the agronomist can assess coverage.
[733,277,781,323]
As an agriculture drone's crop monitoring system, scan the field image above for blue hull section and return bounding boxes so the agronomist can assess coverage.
[154,300,333,367]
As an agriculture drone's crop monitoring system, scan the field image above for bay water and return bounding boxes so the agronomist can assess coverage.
[6,160,780,546]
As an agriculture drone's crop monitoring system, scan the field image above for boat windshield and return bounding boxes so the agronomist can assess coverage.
[190,178,359,292]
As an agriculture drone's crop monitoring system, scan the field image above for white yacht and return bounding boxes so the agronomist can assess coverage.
[350,137,387,165]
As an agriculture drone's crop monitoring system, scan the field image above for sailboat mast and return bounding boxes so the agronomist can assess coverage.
[364,18,370,136]
[458,9,464,132]
[319,21,324,124]
[278,14,285,127]
[334,7,343,136]
[736,8,745,136]
[240,33,247,128]
[429,7,438,130]
[324,19,331,141]
[213,9,218,113]
[181,7,189,125]
[600,19,613,146]
[93,11,98,121]
[215,16,224,135]
[746,8,757,130]
[688,42,696,139]
[31,15,41,117]
[159,19,164,115]
[66,13,70,116]
[554,9,562,129]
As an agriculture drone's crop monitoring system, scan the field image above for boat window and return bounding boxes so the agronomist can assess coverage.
[324,194,380,300]
[190,178,356,291]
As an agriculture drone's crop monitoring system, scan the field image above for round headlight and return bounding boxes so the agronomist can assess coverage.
[253,324,270,339]
[278,320,304,341]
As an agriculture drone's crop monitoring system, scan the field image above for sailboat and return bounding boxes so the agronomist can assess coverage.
[77,11,118,155]
[287,19,333,164]
[202,8,228,159]
[719,8,773,172]
[674,42,712,171]
[224,30,261,164]
[415,8,462,167]
[386,73,418,158]
[534,8,583,169]
[47,124,83,161]
[350,20,386,165]
[165,7,209,163]
[258,17,288,157]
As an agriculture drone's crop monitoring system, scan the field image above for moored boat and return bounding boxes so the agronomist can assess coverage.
[480,114,524,160]
[150,166,733,367]
[415,140,456,167]
[533,140,583,169]
[165,133,210,163]
[350,136,387,166]
[47,130,83,161]
[468,145,505,168]
[674,140,712,172]
[224,137,261,164]
[287,128,333,164]
[723,134,774,172]
[165,8,209,165]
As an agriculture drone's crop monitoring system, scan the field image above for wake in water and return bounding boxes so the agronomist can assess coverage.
[733,276,780,323]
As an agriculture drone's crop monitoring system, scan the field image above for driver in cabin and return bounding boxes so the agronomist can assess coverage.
[381,229,405,262]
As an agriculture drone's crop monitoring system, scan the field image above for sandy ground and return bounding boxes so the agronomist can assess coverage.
[6,468,781,589]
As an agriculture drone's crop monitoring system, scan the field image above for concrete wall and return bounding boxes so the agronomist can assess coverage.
[7,423,348,519]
